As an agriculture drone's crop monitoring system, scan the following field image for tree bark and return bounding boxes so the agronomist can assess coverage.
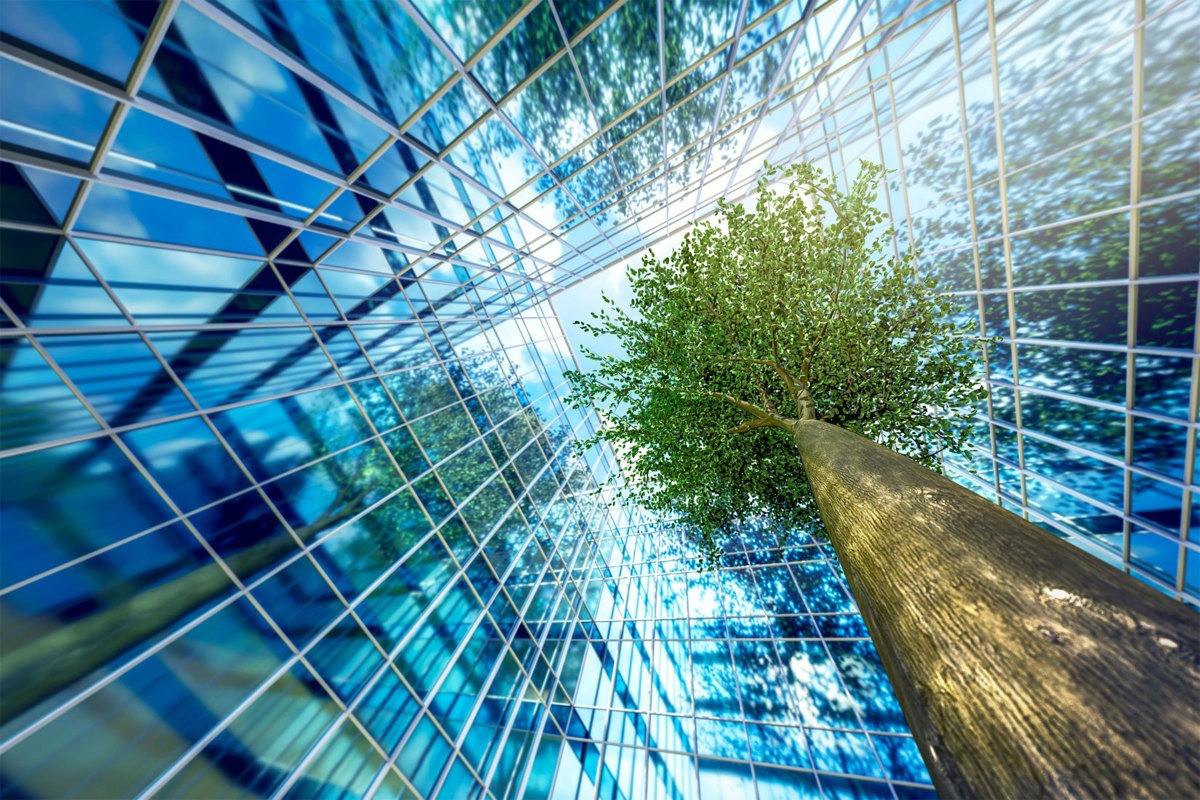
[790,418,1200,799]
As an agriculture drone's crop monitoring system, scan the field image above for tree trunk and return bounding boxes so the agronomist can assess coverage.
[790,418,1200,799]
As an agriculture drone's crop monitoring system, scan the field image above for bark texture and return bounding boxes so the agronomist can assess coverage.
[791,419,1200,799]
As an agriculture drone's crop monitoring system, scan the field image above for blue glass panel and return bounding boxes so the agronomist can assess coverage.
[37,333,194,424]
[0,596,287,797]
[870,734,931,784]
[696,757,755,798]
[106,105,227,198]
[357,666,420,756]
[79,237,301,326]
[300,615,386,703]
[1,233,128,328]
[357,535,455,651]
[148,327,334,407]
[1,1,144,81]
[0,336,101,449]
[283,719,385,799]
[754,764,823,799]
[1137,281,1196,350]
[0,438,174,588]
[261,438,400,541]
[0,56,116,163]
[76,184,264,255]
[190,486,298,582]
[250,554,345,650]
[395,714,453,796]
[155,662,342,798]
[211,385,373,480]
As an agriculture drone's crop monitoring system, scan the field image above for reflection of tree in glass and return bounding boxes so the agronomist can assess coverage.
[0,360,561,724]
[901,3,1197,481]
[421,0,774,222]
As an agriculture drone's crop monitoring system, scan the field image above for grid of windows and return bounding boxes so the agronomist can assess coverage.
[0,0,1195,797]
[0,0,943,797]
[759,0,1197,603]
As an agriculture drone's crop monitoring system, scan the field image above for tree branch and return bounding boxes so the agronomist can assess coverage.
[724,417,775,435]
[597,377,774,424]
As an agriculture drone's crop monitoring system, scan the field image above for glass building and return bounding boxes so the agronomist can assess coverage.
[0,0,1194,798]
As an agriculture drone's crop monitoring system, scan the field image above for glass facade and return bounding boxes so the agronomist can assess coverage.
[0,0,1194,798]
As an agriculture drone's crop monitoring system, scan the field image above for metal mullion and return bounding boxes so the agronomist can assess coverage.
[540,65,764,237]
[654,0,670,230]
[162,591,437,795]
[1020,504,1194,595]
[948,0,1000,494]
[509,691,559,799]
[0,218,62,238]
[319,412,583,720]
[362,764,420,800]
[982,0,1032,522]
[1125,0,1148,575]
[984,378,1200,433]
[60,0,180,232]
[749,0,948,167]
[1001,332,1200,360]
[0,514,178,597]
[882,67,918,261]
[5,369,584,663]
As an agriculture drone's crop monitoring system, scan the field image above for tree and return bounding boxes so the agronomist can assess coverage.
[567,161,986,559]
[565,161,1200,798]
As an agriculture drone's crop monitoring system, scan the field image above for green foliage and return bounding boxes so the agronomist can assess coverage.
[567,161,989,559]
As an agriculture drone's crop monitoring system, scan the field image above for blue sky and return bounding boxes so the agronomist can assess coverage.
[550,260,632,374]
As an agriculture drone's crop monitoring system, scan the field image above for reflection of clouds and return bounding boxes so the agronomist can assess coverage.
[175,7,289,124]
[80,239,257,285]
[139,437,214,469]
[75,187,149,240]
[788,649,862,721]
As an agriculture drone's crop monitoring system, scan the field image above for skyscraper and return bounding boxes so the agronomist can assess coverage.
[0,0,1194,798]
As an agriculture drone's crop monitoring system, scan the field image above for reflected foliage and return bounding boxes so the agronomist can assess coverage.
[901,1,1197,531]
[0,357,562,726]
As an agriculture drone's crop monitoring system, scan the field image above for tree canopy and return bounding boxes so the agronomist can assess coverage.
[566,161,988,559]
